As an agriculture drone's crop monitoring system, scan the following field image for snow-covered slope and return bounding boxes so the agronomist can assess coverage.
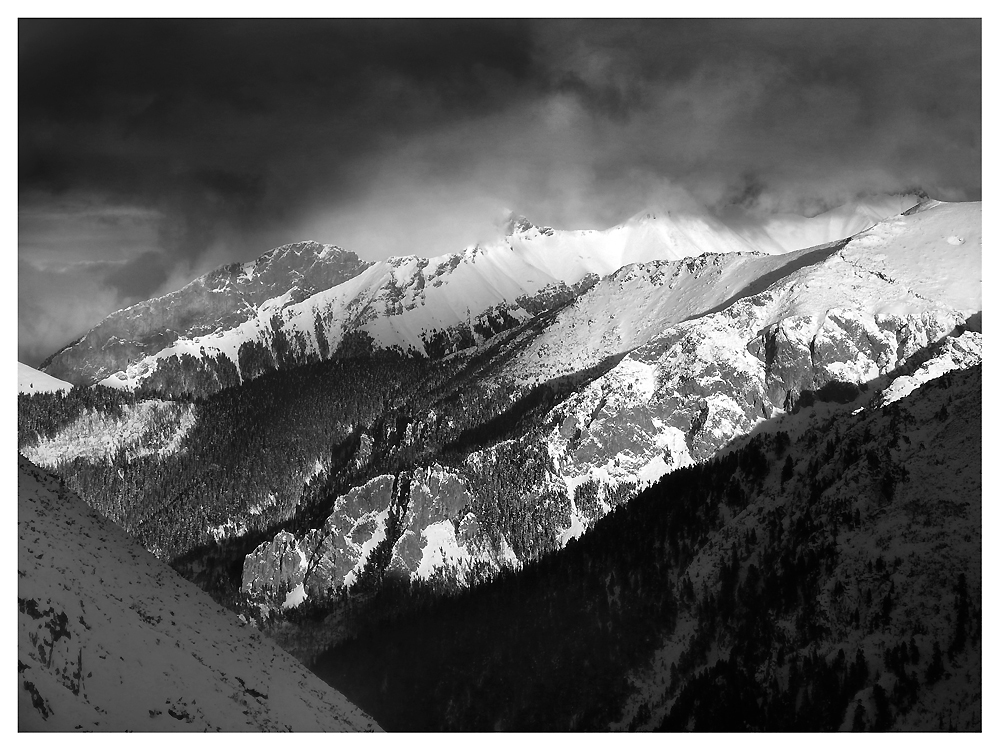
[17,454,379,731]
[729,194,920,255]
[237,200,980,605]
[39,198,918,394]
[19,362,71,394]
[41,241,371,387]
[503,242,846,387]
[541,201,981,508]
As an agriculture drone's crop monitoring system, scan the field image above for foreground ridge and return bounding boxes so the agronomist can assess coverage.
[17,454,379,732]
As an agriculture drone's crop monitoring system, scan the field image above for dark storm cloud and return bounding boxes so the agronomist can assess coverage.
[103,251,171,302]
[20,19,536,257]
[18,18,980,364]
[527,18,980,214]
[19,258,124,366]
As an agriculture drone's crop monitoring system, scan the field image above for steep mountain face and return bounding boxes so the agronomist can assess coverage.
[242,465,517,608]
[42,241,370,387]
[314,363,981,731]
[17,454,379,731]
[19,362,72,394]
[41,198,917,396]
[532,200,980,517]
[21,196,974,624]
[234,201,980,610]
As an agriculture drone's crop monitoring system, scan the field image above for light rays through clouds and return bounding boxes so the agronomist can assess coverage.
[18,18,980,364]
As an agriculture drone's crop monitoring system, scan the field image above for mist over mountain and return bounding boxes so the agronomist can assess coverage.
[19,190,981,731]
[17,16,983,734]
[18,18,980,367]
[40,195,919,392]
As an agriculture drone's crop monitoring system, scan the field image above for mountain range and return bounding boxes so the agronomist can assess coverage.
[18,192,981,731]
[39,195,919,394]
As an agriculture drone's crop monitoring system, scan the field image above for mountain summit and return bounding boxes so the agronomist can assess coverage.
[41,197,923,396]
[19,197,981,732]
[499,210,553,237]
[42,241,370,387]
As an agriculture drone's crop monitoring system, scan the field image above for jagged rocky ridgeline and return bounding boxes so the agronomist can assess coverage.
[20,200,982,613]
[237,200,980,610]
[17,455,379,731]
[314,363,982,731]
[40,196,919,395]
[17,195,981,731]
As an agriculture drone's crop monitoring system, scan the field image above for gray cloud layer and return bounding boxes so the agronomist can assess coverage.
[18,19,981,365]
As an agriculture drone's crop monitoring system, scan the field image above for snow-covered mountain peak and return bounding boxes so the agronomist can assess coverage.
[208,240,359,282]
[258,239,349,263]
[41,238,372,386]
[42,196,973,395]
[501,211,553,237]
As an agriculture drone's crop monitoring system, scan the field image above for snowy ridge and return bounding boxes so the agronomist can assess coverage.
[39,197,918,393]
[17,454,379,731]
[19,362,72,394]
[503,244,844,387]
[240,201,980,595]
[43,241,371,387]
[537,200,980,533]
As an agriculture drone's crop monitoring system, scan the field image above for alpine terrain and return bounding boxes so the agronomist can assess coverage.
[18,455,379,731]
[18,194,981,731]
[19,362,72,395]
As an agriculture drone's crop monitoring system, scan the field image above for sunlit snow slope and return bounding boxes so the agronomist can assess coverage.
[17,454,379,731]
[41,241,370,387]
[39,197,917,394]
[19,362,71,394]
[537,200,981,524]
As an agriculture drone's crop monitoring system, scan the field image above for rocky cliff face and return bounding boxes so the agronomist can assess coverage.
[41,199,918,396]
[239,202,981,609]
[242,465,519,608]
[43,242,370,387]
[536,202,980,526]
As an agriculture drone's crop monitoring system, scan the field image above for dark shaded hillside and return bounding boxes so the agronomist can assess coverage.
[19,357,432,561]
[314,365,982,731]
[17,325,609,601]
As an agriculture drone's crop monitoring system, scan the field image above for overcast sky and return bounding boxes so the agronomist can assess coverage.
[18,18,981,366]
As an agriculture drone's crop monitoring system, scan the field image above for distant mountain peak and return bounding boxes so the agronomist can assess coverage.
[252,240,355,267]
[498,209,553,237]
